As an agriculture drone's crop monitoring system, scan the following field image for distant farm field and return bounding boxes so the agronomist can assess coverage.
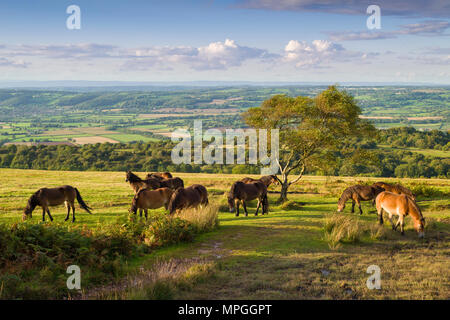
[0,169,449,299]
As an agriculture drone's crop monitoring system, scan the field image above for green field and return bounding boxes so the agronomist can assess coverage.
[0,169,449,299]
[0,86,448,146]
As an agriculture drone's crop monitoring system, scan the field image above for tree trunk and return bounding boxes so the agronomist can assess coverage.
[279,175,289,203]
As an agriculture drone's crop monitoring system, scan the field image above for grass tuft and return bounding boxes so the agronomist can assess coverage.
[323,213,363,249]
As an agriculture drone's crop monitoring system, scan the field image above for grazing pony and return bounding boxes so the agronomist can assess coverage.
[125,171,161,193]
[376,191,425,237]
[146,172,173,180]
[372,182,416,201]
[129,187,173,219]
[241,175,280,187]
[23,185,92,222]
[228,181,268,217]
[337,185,384,214]
[168,184,209,214]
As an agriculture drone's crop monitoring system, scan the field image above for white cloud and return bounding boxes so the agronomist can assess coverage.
[125,39,273,71]
[282,40,372,68]
[0,57,29,68]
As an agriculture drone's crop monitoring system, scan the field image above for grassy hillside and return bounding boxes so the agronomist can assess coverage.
[0,86,448,146]
[0,169,449,299]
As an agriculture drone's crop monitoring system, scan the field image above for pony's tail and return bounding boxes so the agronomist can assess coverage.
[75,188,92,214]
[264,191,270,210]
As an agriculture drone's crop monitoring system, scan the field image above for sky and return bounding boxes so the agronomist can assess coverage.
[0,0,449,84]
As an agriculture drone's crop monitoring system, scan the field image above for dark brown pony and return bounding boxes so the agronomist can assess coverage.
[337,185,384,214]
[228,181,268,217]
[146,172,173,180]
[23,185,92,222]
[241,175,280,187]
[376,191,425,237]
[129,187,173,219]
[158,177,184,190]
[372,182,416,201]
[168,184,209,214]
[126,171,161,193]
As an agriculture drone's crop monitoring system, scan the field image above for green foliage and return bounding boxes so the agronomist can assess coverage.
[0,211,218,299]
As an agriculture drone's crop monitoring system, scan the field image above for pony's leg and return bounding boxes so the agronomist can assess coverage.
[42,207,46,222]
[71,203,76,223]
[351,200,355,213]
[357,199,363,215]
[139,209,142,218]
[235,200,240,217]
[254,199,260,216]
[399,215,405,235]
[388,212,396,230]
[46,208,54,222]
[145,209,148,220]
[65,201,70,221]
[243,201,249,217]
[377,207,384,225]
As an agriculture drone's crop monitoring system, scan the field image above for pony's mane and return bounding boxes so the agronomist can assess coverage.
[230,181,243,198]
[338,187,353,205]
[25,191,40,210]
[408,197,424,222]
[126,171,142,183]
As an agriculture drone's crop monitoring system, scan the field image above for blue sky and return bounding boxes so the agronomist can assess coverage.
[0,0,449,83]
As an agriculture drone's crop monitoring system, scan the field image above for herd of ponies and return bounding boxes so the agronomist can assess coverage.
[22,172,426,237]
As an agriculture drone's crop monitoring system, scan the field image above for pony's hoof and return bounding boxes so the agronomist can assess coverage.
[235,214,239,217]
[72,219,76,223]
[65,218,69,221]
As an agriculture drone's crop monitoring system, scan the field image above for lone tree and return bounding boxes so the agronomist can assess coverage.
[242,85,375,202]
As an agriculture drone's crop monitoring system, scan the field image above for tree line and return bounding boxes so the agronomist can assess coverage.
[0,129,447,179]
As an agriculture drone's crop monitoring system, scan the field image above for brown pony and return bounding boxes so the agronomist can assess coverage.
[376,191,425,237]
[159,177,184,190]
[337,185,384,214]
[168,184,209,214]
[125,171,161,193]
[372,182,416,201]
[228,181,268,217]
[146,172,173,180]
[23,185,92,222]
[241,175,280,187]
[129,187,173,219]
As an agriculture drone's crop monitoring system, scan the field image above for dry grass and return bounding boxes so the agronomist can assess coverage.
[80,258,216,300]
[323,213,363,249]
[175,204,220,233]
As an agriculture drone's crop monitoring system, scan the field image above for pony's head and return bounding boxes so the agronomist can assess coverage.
[414,217,426,238]
[168,189,183,215]
[126,171,143,183]
[227,193,235,213]
[337,194,347,212]
[23,193,39,220]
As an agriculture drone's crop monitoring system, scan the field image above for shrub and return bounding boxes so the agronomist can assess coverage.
[279,200,304,211]
[407,183,444,198]
[0,209,219,299]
